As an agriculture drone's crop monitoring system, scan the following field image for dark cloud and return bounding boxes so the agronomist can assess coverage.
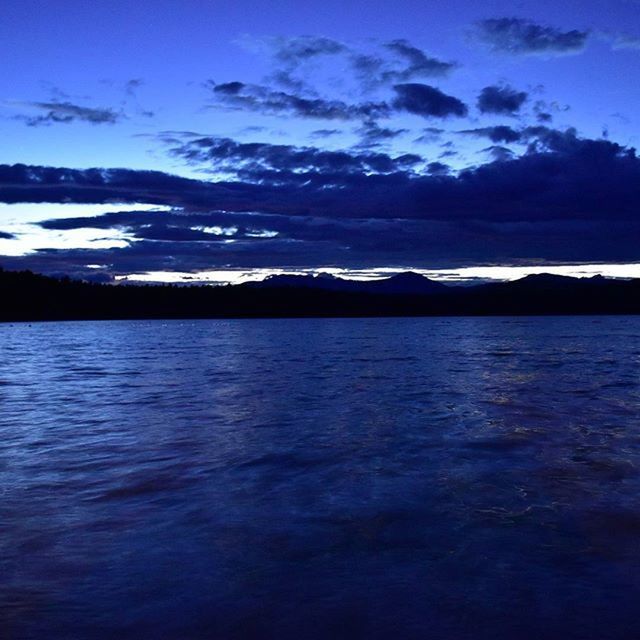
[3,130,638,225]
[281,37,345,90]
[309,129,342,139]
[477,85,528,115]
[355,121,408,147]
[38,209,241,232]
[125,79,144,96]
[14,101,123,126]
[533,99,569,122]
[3,132,639,276]
[210,81,389,121]
[414,127,444,143]
[0,231,16,239]
[392,83,468,118]
[426,162,450,175]
[438,141,457,159]
[351,43,457,90]
[350,53,386,82]
[242,35,457,93]
[0,164,221,208]
[9,210,637,279]
[476,18,589,56]
[214,81,245,95]
[383,40,457,80]
[483,145,515,161]
[215,81,464,122]
[519,125,580,151]
[244,36,348,92]
[130,224,232,242]
[168,136,422,177]
[267,70,309,92]
[270,35,347,64]
[459,125,521,143]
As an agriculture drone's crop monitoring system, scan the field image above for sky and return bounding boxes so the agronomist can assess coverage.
[1,0,639,283]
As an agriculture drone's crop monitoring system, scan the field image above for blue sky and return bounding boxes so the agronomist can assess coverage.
[1,0,639,282]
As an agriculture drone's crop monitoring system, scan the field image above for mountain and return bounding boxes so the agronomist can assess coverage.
[1,267,639,321]
[477,273,609,292]
[245,271,449,295]
[361,272,450,294]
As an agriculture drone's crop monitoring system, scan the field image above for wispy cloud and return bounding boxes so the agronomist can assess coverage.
[606,32,640,50]
[9,100,124,126]
[475,18,589,56]
[458,126,521,143]
[239,34,458,93]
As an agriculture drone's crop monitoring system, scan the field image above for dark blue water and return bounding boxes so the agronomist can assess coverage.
[1,317,640,639]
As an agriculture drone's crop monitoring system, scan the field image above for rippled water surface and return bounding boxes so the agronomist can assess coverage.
[1,317,640,639]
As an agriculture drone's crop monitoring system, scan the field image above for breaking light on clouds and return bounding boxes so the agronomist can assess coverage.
[0,227,132,256]
[0,203,171,255]
[0,202,172,225]
[116,263,640,286]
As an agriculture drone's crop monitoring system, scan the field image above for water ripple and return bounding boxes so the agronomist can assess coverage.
[1,316,640,639]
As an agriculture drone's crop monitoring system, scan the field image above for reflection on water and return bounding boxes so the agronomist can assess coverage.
[1,317,639,639]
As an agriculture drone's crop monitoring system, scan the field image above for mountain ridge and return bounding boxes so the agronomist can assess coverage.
[243,271,450,294]
[1,267,638,321]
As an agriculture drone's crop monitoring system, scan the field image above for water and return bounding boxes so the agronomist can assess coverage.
[1,316,639,639]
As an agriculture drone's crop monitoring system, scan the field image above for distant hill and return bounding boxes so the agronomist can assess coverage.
[0,267,638,321]
[244,271,449,295]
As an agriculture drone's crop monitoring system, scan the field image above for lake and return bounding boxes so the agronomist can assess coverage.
[1,316,640,639]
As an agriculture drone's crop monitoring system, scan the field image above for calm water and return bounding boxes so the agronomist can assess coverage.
[1,317,640,639]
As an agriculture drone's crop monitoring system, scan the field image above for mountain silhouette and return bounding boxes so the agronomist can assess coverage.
[245,271,449,295]
[1,267,639,321]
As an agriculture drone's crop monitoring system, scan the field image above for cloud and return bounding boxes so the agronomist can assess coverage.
[483,145,516,161]
[392,83,468,118]
[519,125,580,151]
[459,125,521,143]
[426,162,450,175]
[476,18,589,56]
[210,81,390,121]
[355,121,408,147]
[309,128,343,139]
[382,40,457,80]
[0,230,16,239]
[240,34,457,93]
[240,35,347,92]
[350,45,457,91]
[209,36,461,129]
[413,127,444,143]
[477,85,528,115]
[2,131,640,276]
[532,99,570,123]
[3,130,638,225]
[125,78,144,96]
[269,35,348,64]
[168,136,422,177]
[13,100,123,126]
[608,32,640,50]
